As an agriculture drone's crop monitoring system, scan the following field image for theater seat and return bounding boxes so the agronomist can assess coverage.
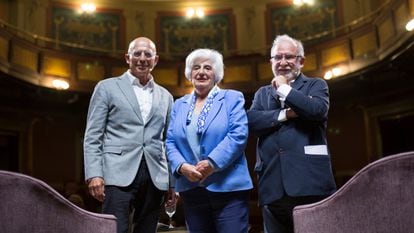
[293,151,414,233]
[0,170,116,233]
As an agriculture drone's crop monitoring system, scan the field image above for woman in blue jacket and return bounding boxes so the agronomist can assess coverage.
[166,48,253,233]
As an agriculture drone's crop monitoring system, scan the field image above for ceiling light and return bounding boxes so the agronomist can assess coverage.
[324,67,343,80]
[186,7,204,19]
[293,0,314,7]
[195,8,204,18]
[406,18,414,31]
[52,79,70,90]
[324,71,333,80]
[186,8,195,18]
[332,67,342,76]
[80,3,96,14]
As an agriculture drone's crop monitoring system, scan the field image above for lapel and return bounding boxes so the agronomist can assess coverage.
[145,83,158,125]
[291,73,306,90]
[116,73,143,122]
[270,85,279,102]
[180,94,193,133]
[201,90,225,135]
[268,86,280,109]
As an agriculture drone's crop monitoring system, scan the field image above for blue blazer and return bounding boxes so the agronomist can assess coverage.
[247,74,337,205]
[166,89,253,192]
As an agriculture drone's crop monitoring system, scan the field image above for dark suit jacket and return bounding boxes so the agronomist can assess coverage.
[247,74,336,205]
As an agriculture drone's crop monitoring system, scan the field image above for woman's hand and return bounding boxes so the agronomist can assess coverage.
[196,160,214,183]
[180,163,203,182]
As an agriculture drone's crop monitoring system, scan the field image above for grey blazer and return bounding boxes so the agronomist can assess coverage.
[83,72,173,191]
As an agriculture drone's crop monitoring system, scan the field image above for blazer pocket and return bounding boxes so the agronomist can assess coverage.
[103,145,123,155]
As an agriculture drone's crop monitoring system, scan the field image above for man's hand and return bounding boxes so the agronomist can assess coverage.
[286,108,298,119]
[165,188,178,208]
[88,177,105,202]
[271,75,288,89]
[180,163,203,182]
[195,160,214,183]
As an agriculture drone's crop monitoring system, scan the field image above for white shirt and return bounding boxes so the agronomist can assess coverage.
[277,81,293,122]
[127,70,154,123]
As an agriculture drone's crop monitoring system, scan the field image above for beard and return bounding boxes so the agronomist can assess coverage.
[273,68,300,81]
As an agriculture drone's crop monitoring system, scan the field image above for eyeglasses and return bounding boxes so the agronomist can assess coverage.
[271,54,300,62]
[130,51,155,59]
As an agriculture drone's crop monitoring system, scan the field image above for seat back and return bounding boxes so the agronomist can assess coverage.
[0,170,116,233]
[293,151,414,233]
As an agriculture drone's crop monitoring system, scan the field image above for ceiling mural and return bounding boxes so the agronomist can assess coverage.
[157,9,236,57]
[266,0,340,45]
[48,3,125,52]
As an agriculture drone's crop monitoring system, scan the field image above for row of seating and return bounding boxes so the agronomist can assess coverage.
[1,151,413,232]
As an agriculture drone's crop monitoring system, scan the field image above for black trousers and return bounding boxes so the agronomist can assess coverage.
[102,158,165,233]
[262,194,326,233]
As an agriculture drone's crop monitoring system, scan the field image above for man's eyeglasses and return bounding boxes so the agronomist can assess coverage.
[271,54,300,62]
[130,51,155,59]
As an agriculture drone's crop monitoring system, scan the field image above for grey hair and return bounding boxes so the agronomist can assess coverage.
[271,34,305,58]
[184,48,224,83]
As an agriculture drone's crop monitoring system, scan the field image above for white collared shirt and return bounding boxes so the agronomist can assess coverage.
[127,70,154,123]
[277,79,294,122]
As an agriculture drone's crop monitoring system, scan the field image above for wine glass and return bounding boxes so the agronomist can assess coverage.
[165,201,176,229]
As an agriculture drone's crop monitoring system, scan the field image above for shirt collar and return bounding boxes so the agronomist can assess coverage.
[127,70,154,90]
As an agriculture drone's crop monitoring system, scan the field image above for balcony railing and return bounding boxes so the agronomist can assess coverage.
[0,0,412,96]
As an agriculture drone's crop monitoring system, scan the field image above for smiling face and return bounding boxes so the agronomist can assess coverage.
[190,57,216,97]
[125,37,158,83]
[271,40,304,81]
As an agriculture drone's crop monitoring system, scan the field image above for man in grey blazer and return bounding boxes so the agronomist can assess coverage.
[247,34,337,233]
[84,37,174,233]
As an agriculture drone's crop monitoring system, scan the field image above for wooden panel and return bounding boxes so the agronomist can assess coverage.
[378,18,394,47]
[258,61,272,81]
[0,0,9,20]
[321,43,349,67]
[394,2,409,33]
[303,53,317,72]
[352,32,376,58]
[409,0,414,16]
[77,62,104,81]
[152,67,178,86]
[111,67,125,77]
[42,55,71,78]
[224,64,251,83]
[11,44,38,72]
[0,37,8,60]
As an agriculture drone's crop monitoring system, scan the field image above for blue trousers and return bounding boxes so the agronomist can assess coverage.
[180,187,250,233]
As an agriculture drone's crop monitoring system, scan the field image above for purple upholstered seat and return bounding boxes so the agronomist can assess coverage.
[293,151,414,233]
[0,170,116,233]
